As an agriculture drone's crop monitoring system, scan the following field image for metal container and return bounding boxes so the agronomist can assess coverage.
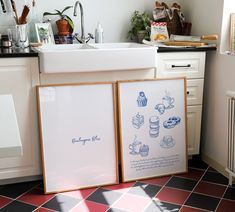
[1,39,12,48]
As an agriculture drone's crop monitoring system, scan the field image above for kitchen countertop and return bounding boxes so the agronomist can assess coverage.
[0,45,216,58]
[0,47,38,58]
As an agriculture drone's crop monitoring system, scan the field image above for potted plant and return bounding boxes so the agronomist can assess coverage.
[43,6,74,36]
[128,11,151,43]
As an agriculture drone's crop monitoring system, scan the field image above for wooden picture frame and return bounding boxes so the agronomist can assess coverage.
[35,23,55,44]
[37,82,119,193]
[230,13,235,52]
[118,78,187,182]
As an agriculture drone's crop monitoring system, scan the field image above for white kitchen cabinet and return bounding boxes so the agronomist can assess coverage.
[187,105,202,155]
[0,58,41,182]
[156,52,206,155]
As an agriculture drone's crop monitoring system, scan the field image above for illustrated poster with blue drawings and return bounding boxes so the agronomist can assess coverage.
[118,78,187,182]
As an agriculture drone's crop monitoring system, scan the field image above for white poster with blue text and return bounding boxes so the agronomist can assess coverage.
[38,83,118,193]
[118,78,187,182]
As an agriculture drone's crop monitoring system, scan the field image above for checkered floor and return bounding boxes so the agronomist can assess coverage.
[0,157,235,212]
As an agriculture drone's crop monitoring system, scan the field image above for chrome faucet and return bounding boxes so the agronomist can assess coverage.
[73,1,94,43]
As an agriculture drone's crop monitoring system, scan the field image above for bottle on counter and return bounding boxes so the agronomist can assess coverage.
[95,22,103,43]
[28,0,40,43]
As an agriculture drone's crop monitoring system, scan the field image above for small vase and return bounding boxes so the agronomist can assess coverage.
[137,30,148,43]
[15,24,29,48]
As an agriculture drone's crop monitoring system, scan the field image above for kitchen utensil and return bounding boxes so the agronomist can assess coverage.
[10,0,19,24]
[164,41,208,47]
[170,34,218,42]
[19,5,30,24]
[0,0,6,13]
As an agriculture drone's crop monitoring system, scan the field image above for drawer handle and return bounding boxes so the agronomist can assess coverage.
[172,64,191,68]
[187,91,190,95]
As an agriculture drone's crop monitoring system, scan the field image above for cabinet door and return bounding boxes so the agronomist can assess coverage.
[186,79,204,105]
[157,52,206,79]
[187,105,202,155]
[0,58,41,180]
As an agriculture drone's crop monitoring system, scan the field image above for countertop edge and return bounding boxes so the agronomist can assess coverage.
[0,48,38,58]
[157,46,217,52]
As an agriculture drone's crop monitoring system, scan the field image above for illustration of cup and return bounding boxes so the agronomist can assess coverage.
[15,24,29,48]
[163,135,173,144]
[160,135,175,149]
[162,96,175,109]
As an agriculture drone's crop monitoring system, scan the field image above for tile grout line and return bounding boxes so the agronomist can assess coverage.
[106,178,174,212]
[65,187,101,212]
[0,195,14,210]
[142,175,177,211]
[0,181,42,210]
[103,186,130,212]
[214,181,232,211]
[180,165,211,210]
[20,184,62,212]
[200,179,229,187]
[180,205,211,212]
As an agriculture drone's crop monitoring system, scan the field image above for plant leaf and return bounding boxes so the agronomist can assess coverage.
[65,15,74,33]
[61,6,73,14]
[55,9,63,16]
[43,11,60,16]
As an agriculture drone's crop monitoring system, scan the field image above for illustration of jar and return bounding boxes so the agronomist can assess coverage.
[137,91,147,107]
[149,116,160,138]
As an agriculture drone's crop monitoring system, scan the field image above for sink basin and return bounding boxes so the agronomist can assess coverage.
[34,43,157,73]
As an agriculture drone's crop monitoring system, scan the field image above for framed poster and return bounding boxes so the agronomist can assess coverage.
[230,13,235,52]
[35,23,55,44]
[37,82,118,193]
[118,78,187,182]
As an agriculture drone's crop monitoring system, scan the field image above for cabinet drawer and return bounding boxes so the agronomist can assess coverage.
[157,52,206,79]
[187,105,202,155]
[186,79,204,105]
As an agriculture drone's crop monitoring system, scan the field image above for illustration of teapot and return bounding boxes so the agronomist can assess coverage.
[129,135,149,157]
[129,135,142,155]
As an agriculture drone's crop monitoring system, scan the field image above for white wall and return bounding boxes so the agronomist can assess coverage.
[220,0,235,53]
[181,0,235,170]
[0,0,175,42]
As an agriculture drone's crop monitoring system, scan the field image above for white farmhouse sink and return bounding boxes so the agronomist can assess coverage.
[34,43,157,73]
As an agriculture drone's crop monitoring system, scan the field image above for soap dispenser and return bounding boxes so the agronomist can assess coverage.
[95,22,103,43]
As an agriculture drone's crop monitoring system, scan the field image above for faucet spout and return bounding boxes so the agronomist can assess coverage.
[73,1,85,40]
